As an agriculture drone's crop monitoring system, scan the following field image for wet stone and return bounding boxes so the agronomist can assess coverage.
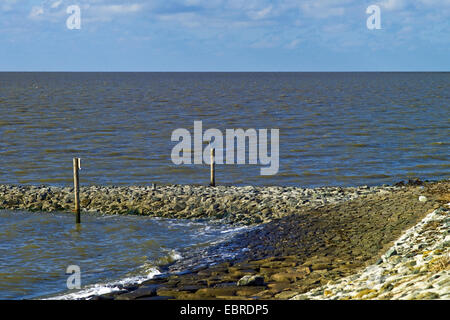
[115,285,159,300]
[237,275,265,286]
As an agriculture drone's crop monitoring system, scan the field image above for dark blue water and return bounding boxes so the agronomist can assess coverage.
[0,72,448,187]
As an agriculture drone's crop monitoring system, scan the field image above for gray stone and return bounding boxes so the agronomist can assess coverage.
[237,275,265,286]
[115,285,159,300]
[385,248,398,258]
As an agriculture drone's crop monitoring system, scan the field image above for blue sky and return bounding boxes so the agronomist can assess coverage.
[0,0,449,71]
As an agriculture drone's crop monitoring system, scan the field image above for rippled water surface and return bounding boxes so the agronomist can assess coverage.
[0,72,448,187]
[0,210,242,299]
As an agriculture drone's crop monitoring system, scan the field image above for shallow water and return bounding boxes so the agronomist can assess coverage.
[0,210,244,300]
[0,72,448,187]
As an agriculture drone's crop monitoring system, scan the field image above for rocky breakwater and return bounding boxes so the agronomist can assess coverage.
[92,181,448,300]
[0,184,401,225]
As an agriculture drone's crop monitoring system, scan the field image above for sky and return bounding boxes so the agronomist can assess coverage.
[0,0,449,71]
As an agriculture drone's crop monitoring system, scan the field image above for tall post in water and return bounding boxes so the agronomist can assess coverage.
[73,157,81,224]
[210,148,215,187]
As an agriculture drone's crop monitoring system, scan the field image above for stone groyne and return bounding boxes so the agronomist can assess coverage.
[0,184,401,225]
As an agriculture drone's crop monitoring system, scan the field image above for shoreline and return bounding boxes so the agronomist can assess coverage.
[1,180,448,300]
[88,180,446,300]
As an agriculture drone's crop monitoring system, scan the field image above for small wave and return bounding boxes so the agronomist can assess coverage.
[46,268,161,300]
[50,249,185,299]
[220,226,249,234]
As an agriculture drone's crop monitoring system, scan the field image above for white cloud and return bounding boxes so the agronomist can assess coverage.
[93,4,143,15]
[286,38,301,49]
[250,37,280,48]
[29,6,44,19]
[378,0,406,11]
[25,2,145,24]
[299,0,350,18]
[418,0,450,6]
[51,1,63,9]
[248,5,273,20]
[157,12,203,28]
[82,3,144,22]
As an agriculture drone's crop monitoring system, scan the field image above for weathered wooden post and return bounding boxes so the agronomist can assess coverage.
[210,148,215,187]
[73,157,81,224]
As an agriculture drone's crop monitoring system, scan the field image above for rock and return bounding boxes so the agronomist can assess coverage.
[195,287,237,297]
[419,196,427,203]
[115,285,159,300]
[385,248,398,258]
[267,282,292,291]
[270,272,307,283]
[235,286,266,296]
[407,179,423,186]
[136,296,175,300]
[274,291,298,299]
[415,292,440,300]
[177,285,203,293]
[354,289,377,299]
[237,275,265,286]
[380,283,394,293]
[310,263,331,271]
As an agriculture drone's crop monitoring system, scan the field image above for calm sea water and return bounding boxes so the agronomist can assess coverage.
[0,210,244,300]
[0,72,448,187]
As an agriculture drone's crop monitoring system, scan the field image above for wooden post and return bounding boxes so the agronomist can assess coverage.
[210,148,215,187]
[73,157,81,224]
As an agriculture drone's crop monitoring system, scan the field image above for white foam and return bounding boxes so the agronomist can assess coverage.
[220,226,249,234]
[169,250,182,261]
[46,268,161,300]
[46,222,250,300]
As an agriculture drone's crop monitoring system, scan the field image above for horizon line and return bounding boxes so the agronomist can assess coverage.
[1,70,449,73]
